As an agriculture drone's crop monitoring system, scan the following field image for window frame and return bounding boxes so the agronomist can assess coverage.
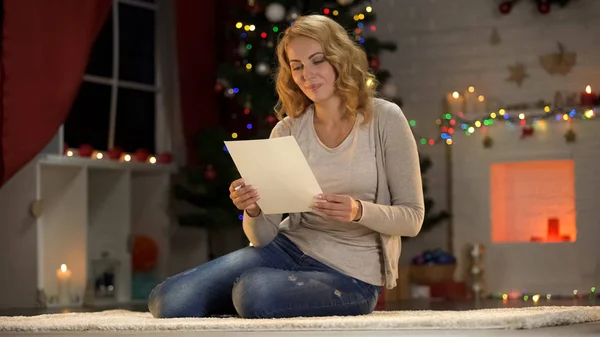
[80,0,160,150]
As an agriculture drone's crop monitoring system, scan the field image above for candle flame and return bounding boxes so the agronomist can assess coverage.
[61,264,67,272]
[586,85,591,94]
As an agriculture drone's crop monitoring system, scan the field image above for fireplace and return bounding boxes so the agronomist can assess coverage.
[490,160,576,243]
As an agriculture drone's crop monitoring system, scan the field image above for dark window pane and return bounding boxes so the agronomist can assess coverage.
[64,83,111,151]
[85,10,113,77]
[137,0,155,2]
[114,88,155,153]
[119,4,155,85]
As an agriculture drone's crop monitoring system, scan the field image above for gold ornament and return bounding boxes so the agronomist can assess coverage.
[540,43,576,76]
[489,28,501,45]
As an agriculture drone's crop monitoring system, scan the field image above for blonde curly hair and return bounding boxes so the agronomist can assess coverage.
[274,14,377,124]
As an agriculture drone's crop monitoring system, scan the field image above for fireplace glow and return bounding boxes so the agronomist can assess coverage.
[490,160,576,243]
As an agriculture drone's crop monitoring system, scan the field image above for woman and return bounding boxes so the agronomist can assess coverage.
[148,14,424,319]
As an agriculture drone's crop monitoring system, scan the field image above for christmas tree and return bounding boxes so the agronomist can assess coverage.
[175,0,448,245]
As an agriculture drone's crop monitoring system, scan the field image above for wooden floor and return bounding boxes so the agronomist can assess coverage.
[1,298,599,337]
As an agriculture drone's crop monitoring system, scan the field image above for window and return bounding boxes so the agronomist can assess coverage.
[64,0,158,153]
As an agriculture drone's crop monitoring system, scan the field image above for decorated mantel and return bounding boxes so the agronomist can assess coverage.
[32,127,176,308]
[435,84,600,300]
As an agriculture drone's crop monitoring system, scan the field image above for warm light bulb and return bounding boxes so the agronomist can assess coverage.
[478,95,485,102]
[61,264,67,272]
[519,113,525,120]
[249,242,253,247]
[359,13,365,20]
[246,63,252,70]
[546,294,552,300]
[563,114,569,121]
[124,154,131,162]
[366,6,372,12]
[532,294,540,303]
[544,106,551,113]
[452,91,459,99]
[366,79,374,87]
[468,86,475,93]
[96,152,103,159]
[333,10,339,16]
[490,112,497,119]
[468,127,475,133]
[585,110,595,118]
[446,139,453,145]
[232,133,238,139]
[236,22,242,29]
[499,109,506,115]
[586,85,591,94]
[249,25,255,31]
[244,25,250,31]
[573,289,578,295]
[502,294,508,300]
[149,156,156,164]
[66,150,73,157]
[475,121,482,128]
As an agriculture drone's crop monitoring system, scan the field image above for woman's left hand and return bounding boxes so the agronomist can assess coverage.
[312,194,362,222]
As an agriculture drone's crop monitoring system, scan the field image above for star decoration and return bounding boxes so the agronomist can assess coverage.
[506,62,529,87]
[564,128,576,143]
[482,135,494,148]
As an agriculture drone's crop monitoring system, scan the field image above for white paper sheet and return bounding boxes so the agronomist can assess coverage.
[224,136,322,214]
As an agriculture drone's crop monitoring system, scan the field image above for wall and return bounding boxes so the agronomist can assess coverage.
[0,132,61,308]
[371,0,600,264]
[451,119,600,296]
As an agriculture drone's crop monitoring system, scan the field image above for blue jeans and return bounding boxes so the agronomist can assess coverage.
[148,234,382,319]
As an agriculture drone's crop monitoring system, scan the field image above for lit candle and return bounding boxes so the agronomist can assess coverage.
[463,87,486,114]
[56,264,72,305]
[445,91,464,114]
[580,85,596,106]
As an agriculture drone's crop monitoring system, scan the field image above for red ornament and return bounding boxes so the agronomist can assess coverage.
[107,147,123,160]
[499,0,514,14]
[369,57,380,70]
[204,164,217,181]
[157,152,173,164]
[135,149,150,162]
[131,235,158,272]
[538,2,550,14]
[521,126,535,138]
[79,144,93,157]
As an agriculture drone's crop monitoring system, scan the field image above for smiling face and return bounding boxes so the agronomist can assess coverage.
[286,36,337,104]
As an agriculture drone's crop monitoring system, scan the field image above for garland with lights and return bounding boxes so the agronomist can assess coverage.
[411,85,599,147]
[62,144,173,165]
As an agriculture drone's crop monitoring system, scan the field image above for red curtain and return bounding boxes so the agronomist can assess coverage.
[0,0,112,186]
[175,0,219,166]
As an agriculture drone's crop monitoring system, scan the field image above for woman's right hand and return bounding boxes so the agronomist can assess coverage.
[229,178,261,217]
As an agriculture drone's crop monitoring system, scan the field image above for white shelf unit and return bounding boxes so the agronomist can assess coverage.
[36,154,175,307]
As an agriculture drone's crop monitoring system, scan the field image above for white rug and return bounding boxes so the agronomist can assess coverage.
[1,306,599,332]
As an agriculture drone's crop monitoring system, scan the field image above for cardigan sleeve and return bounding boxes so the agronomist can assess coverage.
[355,103,425,237]
[241,118,292,246]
